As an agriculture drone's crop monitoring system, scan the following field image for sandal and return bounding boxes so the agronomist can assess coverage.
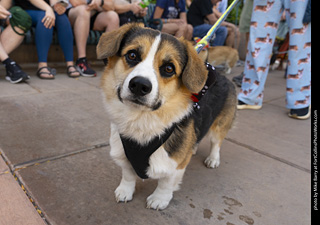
[67,65,80,78]
[36,66,56,80]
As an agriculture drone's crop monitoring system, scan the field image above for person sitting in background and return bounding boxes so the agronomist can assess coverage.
[114,0,147,26]
[67,0,119,77]
[0,0,31,83]
[15,0,80,79]
[212,0,240,49]
[152,0,193,40]
[187,0,227,46]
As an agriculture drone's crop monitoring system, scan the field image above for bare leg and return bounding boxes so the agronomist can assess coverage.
[38,62,54,79]
[92,11,119,32]
[0,26,24,61]
[0,41,9,62]
[68,5,90,58]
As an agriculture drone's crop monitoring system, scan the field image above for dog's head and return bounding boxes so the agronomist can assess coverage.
[97,23,207,111]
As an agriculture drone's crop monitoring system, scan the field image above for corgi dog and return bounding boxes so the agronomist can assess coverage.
[198,46,239,74]
[96,23,237,210]
[254,1,274,12]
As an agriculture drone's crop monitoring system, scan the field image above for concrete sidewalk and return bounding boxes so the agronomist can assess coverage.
[0,64,311,225]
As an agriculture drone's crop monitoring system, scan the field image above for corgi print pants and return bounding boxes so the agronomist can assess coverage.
[238,0,311,109]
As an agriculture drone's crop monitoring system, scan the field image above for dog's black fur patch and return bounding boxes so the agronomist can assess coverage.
[193,68,232,142]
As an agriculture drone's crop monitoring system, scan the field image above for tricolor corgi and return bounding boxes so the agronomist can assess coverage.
[97,23,237,210]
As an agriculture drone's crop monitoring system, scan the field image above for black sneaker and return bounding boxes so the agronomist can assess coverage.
[5,61,30,84]
[76,58,96,77]
[232,72,243,87]
[288,106,311,120]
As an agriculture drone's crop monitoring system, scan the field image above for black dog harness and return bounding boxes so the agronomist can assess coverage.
[120,63,216,179]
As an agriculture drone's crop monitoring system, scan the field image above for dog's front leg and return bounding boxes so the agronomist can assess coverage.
[109,123,137,202]
[115,165,137,203]
[146,169,185,210]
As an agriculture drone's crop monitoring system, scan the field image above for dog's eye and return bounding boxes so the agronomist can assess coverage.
[125,50,141,67]
[160,63,176,77]
[165,65,174,73]
[128,52,136,60]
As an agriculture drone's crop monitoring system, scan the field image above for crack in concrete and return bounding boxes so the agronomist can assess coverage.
[225,137,311,174]
[12,142,109,171]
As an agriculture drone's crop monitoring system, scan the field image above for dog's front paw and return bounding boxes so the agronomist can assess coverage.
[204,156,220,168]
[146,192,172,210]
[115,185,134,203]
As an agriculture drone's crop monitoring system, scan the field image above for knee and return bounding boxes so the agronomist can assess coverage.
[105,11,119,24]
[73,5,90,19]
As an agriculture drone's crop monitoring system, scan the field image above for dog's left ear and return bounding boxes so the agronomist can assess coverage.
[180,39,208,93]
[97,23,144,60]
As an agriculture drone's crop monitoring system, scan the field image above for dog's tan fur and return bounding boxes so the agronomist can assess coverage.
[199,46,239,74]
[97,23,236,210]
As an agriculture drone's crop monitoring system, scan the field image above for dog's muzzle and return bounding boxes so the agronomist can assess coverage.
[129,76,152,97]
[118,75,161,111]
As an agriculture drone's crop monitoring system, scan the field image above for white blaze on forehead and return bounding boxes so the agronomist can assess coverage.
[130,34,161,78]
[122,34,162,103]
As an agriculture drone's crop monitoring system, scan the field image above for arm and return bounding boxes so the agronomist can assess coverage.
[87,0,115,11]
[212,7,222,18]
[153,6,184,25]
[206,13,218,25]
[212,7,236,28]
[114,1,142,15]
[50,0,67,15]
[69,0,87,7]
[179,12,188,24]
[0,0,12,9]
[0,4,10,19]
[29,0,56,28]
[101,0,115,11]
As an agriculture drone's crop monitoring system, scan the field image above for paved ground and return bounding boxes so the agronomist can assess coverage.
[0,63,311,225]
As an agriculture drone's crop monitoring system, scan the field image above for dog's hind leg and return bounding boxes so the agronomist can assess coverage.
[204,129,222,168]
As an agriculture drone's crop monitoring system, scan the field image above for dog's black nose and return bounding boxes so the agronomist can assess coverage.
[129,76,152,96]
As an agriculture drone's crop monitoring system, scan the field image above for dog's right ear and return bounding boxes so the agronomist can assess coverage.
[97,23,144,60]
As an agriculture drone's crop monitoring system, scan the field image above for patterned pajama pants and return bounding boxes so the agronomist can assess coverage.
[238,0,311,109]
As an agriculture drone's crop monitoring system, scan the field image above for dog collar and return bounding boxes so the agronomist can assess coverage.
[191,63,216,110]
[120,123,177,179]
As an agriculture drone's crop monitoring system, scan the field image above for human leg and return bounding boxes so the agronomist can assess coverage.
[0,25,24,55]
[0,23,30,83]
[55,12,74,62]
[92,11,119,32]
[27,10,54,79]
[68,6,96,77]
[185,24,193,41]
[161,22,191,40]
[237,0,283,108]
[0,42,29,83]
[284,0,311,115]
[55,12,80,77]
[192,24,211,39]
[210,26,227,46]
[233,0,253,87]
[68,5,90,59]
